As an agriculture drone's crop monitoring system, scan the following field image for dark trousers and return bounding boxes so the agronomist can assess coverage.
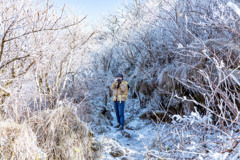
[113,101,125,127]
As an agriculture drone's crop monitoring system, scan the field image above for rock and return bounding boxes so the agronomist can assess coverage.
[126,119,144,130]
[124,116,135,126]
[109,121,113,126]
[125,126,134,130]
[109,147,124,157]
[91,139,102,152]
[97,111,111,125]
[139,112,148,119]
[140,110,172,123]
[121,131,131,138]
[96,126,110,134]
[101,107,113,120]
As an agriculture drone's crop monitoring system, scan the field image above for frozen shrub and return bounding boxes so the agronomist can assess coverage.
[153,109,240,159]
[0,120,46,160]
[30,106,101,160]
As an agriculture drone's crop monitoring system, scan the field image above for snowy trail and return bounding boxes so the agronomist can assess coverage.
[98,119,157,160]
[94,99,159,160]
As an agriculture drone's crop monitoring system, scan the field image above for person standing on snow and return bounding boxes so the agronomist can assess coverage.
[111,73,129,131]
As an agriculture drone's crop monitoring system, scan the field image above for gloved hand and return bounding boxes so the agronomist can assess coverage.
[117,79,122,88]
[117,79,122,84]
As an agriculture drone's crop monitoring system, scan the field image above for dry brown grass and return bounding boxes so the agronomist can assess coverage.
[0,106,101,160]
[30,106,100,160]
[0,120,46,160]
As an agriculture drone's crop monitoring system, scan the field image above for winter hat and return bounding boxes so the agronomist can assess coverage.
[116,73,123,79]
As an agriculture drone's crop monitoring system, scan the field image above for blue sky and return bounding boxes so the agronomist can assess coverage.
[52,0,126,23]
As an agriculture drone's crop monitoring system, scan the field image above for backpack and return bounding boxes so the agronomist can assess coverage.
[122,81,130,100]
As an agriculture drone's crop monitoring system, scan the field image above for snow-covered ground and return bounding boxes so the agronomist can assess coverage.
[90,98,240,160]
[98,123,157,160]
[91,98,161,160]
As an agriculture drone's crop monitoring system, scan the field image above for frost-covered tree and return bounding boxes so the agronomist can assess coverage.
[0,0,95,118]
[90,0,240,158]
[94,0,240,119]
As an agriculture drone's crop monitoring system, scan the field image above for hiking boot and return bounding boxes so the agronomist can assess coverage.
[117,126,124,131]
[114,124,121,128]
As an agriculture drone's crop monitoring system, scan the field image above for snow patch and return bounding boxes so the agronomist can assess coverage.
[227,2,240,16]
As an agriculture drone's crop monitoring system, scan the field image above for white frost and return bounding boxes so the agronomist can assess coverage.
[227,2,240,16]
